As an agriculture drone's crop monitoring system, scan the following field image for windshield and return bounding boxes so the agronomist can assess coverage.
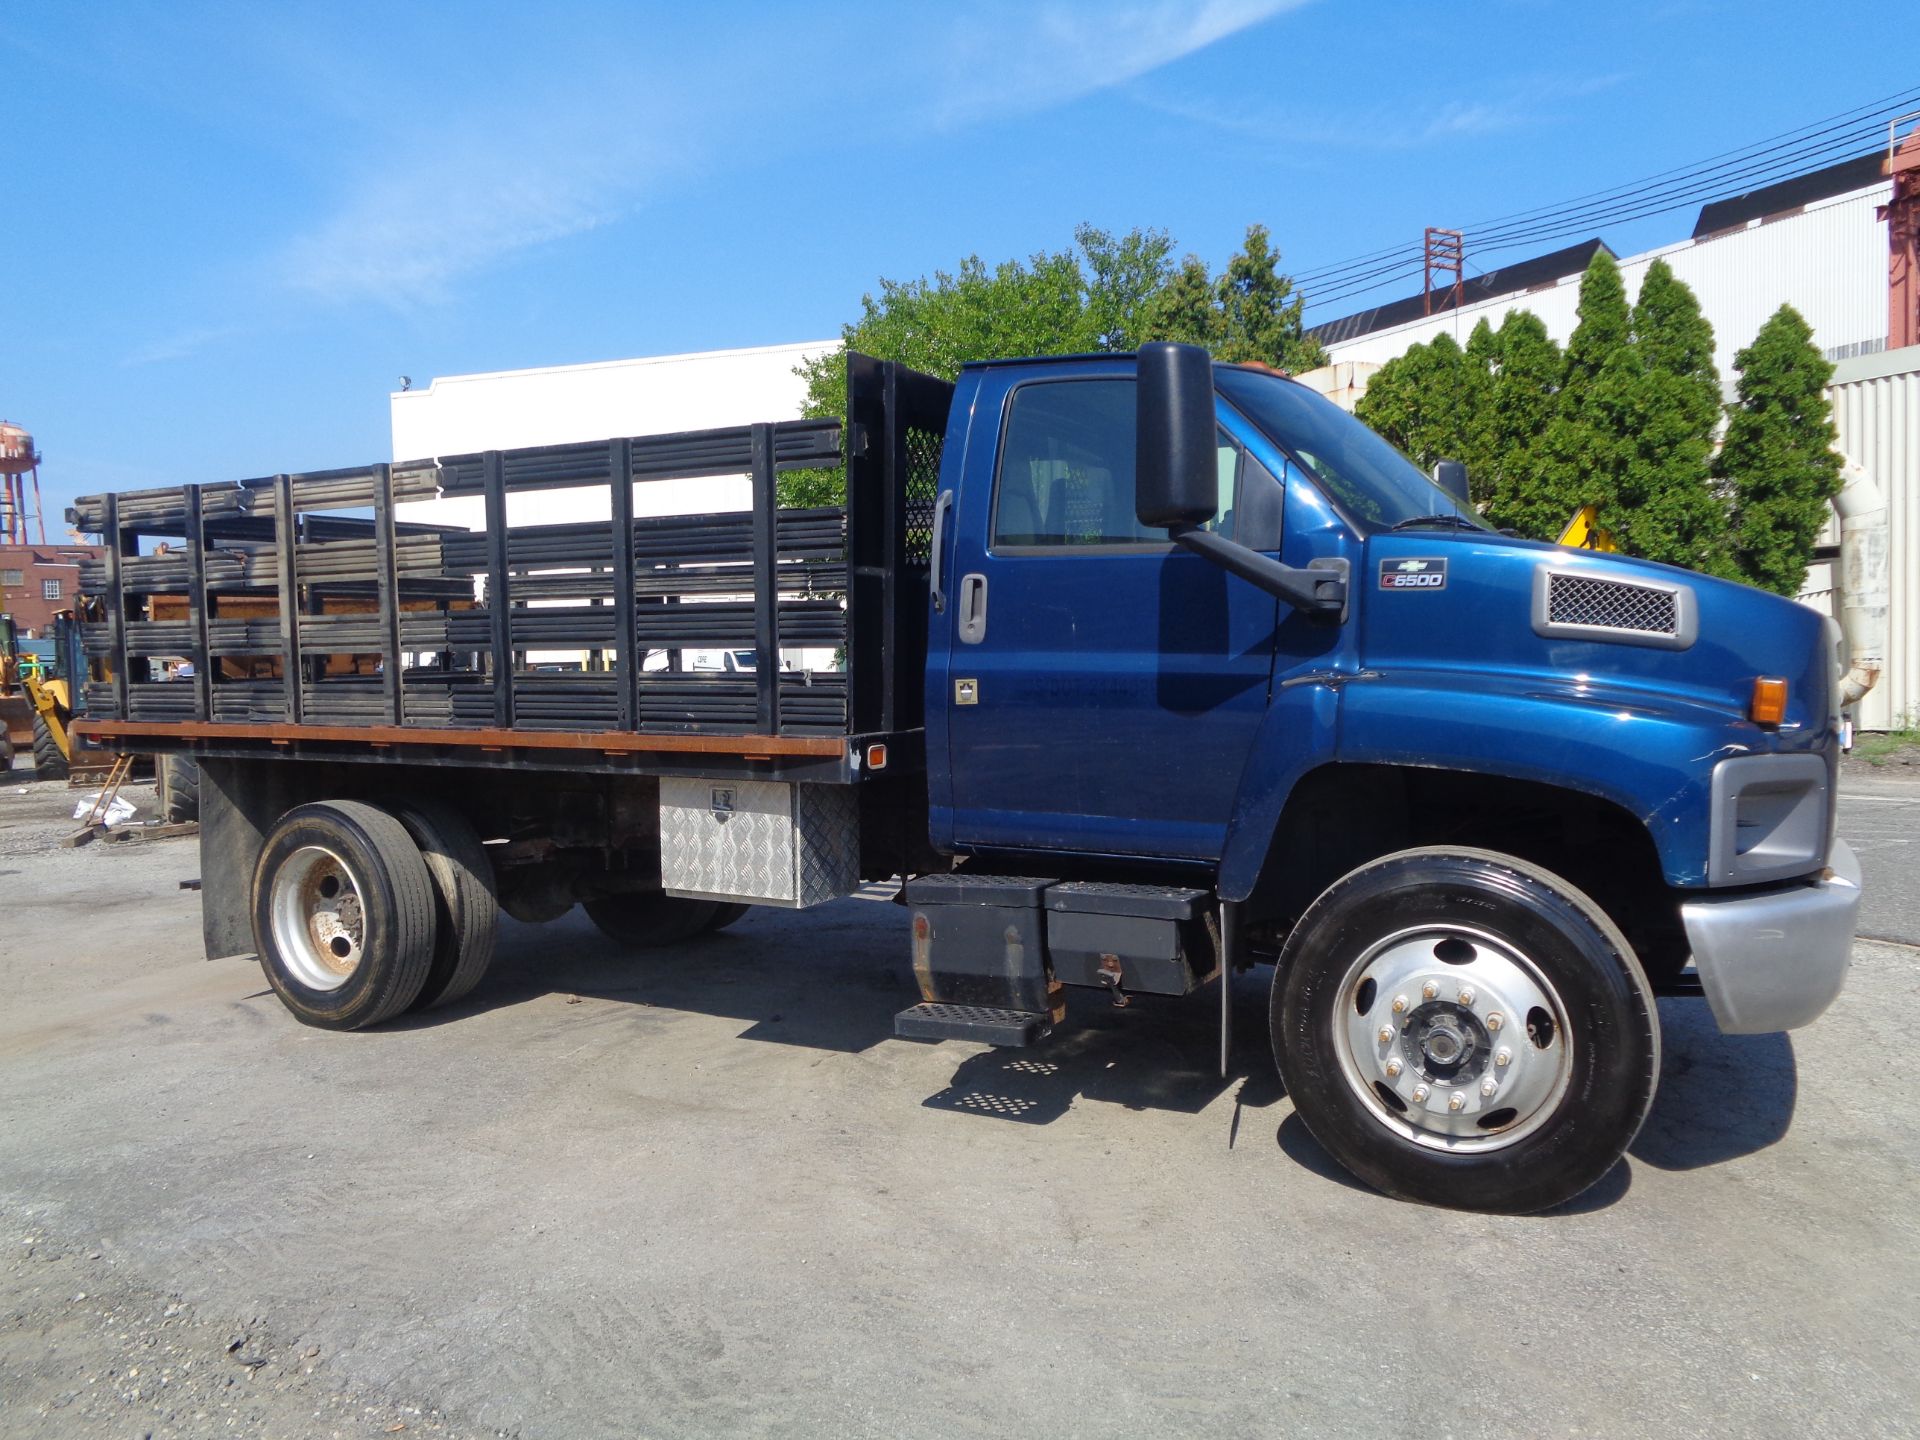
[1215,367,1487,533]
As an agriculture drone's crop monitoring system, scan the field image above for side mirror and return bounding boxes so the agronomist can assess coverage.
[1433,459,1469,508]
[1136,342,1217,529]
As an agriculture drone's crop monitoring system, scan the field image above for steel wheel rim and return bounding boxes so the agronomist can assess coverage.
[270,845,366,992]
[1331,923,1573,1154]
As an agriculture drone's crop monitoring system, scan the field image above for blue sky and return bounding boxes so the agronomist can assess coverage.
[1,1,1909,527]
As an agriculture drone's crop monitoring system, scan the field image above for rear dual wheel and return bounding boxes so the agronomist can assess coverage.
[583,894,750,948]
[251,798,498,1029]
[1272,847,1659,1214]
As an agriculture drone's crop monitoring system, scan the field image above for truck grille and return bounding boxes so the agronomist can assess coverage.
[1546,573,1678,636]
[1533,566,1695,649]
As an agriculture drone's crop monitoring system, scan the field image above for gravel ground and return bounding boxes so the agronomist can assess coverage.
[1,765,1916,1439]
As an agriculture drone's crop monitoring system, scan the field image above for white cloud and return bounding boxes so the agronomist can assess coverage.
[1137,71,1626,152]
[122,324,240,367]
[933,0,1311,127]
[268,2,1312,310]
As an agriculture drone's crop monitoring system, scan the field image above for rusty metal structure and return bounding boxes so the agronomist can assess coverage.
[1880,114,1920,351]
[1421,228,1465,317]
[0,421,45,546]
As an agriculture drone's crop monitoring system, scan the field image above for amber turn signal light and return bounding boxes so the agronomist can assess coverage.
[865,743,888,771]
[1750,676,1788,726]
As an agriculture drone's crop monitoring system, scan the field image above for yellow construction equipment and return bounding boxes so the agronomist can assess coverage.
[1557,504,1620,552]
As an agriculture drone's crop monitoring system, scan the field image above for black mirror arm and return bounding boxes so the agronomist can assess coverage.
[1170,525,1348,618]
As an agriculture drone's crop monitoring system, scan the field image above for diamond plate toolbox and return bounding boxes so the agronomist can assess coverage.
[659,778,860,908]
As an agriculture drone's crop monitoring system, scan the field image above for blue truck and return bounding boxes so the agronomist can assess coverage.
[72,343,1860,1212]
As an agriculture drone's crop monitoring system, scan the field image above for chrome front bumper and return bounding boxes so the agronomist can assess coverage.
[1681,838,1861,1034]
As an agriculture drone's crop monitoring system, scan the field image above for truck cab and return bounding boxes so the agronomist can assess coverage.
[905,343,1859,1209]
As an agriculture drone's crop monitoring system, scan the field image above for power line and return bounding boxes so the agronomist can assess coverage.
[1294,87,1920,312]
[1293,85,1919,287]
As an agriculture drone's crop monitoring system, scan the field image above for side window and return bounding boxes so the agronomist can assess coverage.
[992,378,1246,548]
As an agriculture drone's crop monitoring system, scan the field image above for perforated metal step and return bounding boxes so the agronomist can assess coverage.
[894,1002,1052,1047]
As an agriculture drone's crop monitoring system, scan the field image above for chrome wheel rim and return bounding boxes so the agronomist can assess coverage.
[270,845,366,992]
[1332,924,1573,1154]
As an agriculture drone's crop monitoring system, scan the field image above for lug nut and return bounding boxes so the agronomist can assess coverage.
[1385,1058,1403,1078]
[1422,981,1439,1001]
[1378,1026,1395,1046]
[1495,1047,1512,1068]
[1411,1084,1430,1103]
[1448,1092,1465,1112]
[1486,1012,1504,1032]
[1458,987,1476,1007]
[1391,995,1408,1014]
[1481,1078,1498,1097]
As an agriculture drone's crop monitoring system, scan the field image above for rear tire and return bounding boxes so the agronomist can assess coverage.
[32,714,67,780]
[1272,846,1658,1214]
[705,903,751,932]
[251,800,437,1030]
[390,798,498,1011]
[160,754,199,823]
[583,893,718,948]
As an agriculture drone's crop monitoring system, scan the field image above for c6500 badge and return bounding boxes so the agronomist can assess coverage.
[1379,557,1447,591]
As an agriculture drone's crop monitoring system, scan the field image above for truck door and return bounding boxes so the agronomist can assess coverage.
[939,370,1280,860]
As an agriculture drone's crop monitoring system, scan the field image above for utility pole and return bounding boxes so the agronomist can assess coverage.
[1422,228,1465,317]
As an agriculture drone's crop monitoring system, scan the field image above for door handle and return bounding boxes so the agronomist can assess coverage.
[958,572,988,645]
[929,489,955,612]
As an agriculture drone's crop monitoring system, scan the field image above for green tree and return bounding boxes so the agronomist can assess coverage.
[1480,310,1562,532]
[1600,257,1732,573]
[1355,332,1485,486]
[1528,249,1634,540]
[1137,254,1218,349]
[1078,224,1177,352]
[787,223,1321,504]
[1717,305,1843,595]
[1210,224,1325,371]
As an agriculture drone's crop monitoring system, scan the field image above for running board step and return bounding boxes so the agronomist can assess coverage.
[894,1002,1052,1047]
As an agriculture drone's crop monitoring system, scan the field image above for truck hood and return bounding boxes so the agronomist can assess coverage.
[1358,530,1836,749]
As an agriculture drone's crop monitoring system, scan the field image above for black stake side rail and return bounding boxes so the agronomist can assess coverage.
[69,361,955,761]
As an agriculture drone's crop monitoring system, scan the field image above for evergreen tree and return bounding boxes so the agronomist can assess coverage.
[1717,305,1844,595]
[1528,249,1633,540]
[1614,258,1730,573]
[1138,254,1220,350]
[1211,224,1326,372]
[1480,311,1562,533]
[1355,334,1466,474]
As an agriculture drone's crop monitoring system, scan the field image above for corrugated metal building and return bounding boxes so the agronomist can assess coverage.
[1824,346,1920,732]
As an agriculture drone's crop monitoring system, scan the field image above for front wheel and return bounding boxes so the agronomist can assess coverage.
[31,714,67,780]
[1272,847,1659,1214]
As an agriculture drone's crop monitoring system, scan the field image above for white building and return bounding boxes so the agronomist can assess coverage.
[389,338,839,671]
[390,338,837,530]
[1308,152,1916,731]
[1312,154,1890,377]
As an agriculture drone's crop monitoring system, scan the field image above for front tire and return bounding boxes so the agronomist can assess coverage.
[251,800,438,1030]
[160,754,199,823]
[1272,847,1658,1214]
[32,714,67,780]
